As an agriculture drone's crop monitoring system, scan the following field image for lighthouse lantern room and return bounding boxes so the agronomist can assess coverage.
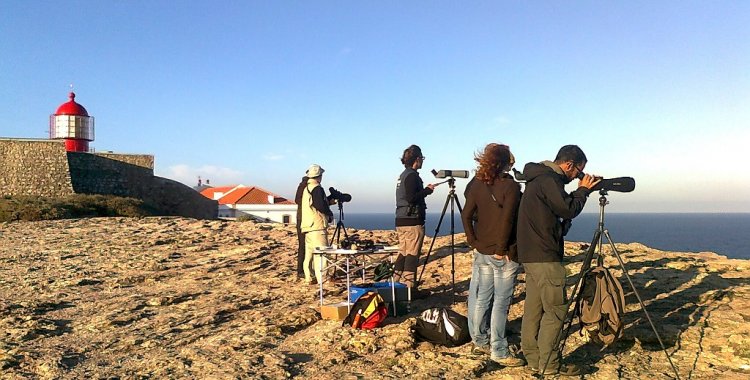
[49,92,95,152]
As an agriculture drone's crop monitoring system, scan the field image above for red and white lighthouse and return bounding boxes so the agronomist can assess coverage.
[49,92,95,152]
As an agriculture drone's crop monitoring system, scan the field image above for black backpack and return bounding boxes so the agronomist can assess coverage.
[413,307,471,347]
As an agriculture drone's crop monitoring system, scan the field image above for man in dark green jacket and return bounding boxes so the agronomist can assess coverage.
[517,145,600,376]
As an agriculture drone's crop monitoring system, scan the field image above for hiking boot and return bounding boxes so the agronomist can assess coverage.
[471,344,490,356]
[526,365,539,373]
[491,354,526,367]
[541,363,582,376]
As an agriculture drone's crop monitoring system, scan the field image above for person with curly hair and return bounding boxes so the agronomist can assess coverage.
[394,144,435,296]
[461,143,525,367]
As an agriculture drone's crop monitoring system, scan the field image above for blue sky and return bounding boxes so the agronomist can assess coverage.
[1,1,748,213]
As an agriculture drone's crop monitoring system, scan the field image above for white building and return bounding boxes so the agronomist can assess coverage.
[200,185,296,224]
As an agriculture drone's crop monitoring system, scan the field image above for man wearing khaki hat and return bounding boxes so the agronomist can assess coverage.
[300,164,334,285]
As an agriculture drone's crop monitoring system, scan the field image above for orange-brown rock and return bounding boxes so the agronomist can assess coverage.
[1,217,748,379]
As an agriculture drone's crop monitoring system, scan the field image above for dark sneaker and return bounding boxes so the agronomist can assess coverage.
[491,354,526,367]
[541,363,582,376]
[471,344,490,356]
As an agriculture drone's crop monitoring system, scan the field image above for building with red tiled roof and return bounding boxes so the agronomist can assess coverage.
[199,184,296,223]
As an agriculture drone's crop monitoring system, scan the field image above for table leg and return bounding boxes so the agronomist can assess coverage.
[361,253,366,282]
[319,253,324,306]
[346,257,351,312]
[390,252,397,316]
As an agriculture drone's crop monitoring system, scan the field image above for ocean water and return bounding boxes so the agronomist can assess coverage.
[338,213,750,259]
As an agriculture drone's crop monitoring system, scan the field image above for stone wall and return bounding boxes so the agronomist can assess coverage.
[0,139,75,196]
[67,153,154,196]
[0,138,216,219]
[93,153,154,171]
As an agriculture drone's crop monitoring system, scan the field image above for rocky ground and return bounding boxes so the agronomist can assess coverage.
[1,217,749,379]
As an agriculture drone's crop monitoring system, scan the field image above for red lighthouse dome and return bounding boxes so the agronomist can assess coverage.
[55,92,90,117]
[49,92,95,152]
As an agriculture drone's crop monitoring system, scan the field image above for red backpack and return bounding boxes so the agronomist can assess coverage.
[342,291,388,329]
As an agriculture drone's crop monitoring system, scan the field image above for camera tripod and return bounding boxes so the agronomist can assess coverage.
[331,200,349,244]
[539,190,681,379]
[418,177,462,304]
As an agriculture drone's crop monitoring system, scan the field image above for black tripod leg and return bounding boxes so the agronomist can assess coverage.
[417,192,451,284]
[337,221,348,242]
[603,230,681,380]
[540,229,601,376]
[449,193,463,304]
[332,224,340,244]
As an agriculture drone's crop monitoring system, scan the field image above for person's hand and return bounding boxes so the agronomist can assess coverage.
[426,184,436,190]
[579,174,602,190]
[493,254,507,262]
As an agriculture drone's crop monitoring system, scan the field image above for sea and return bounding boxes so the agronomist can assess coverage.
[338,213,750,260]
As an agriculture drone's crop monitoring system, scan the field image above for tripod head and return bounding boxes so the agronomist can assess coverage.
[334,199,346,218]
[433,177,457,190]
[598,189,610,207]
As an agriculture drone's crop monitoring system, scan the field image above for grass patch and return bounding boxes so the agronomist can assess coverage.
[0,194,157,222]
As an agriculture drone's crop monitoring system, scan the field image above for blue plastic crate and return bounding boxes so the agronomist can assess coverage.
[373,281,409,303]
[350,281,410,303]
[349,284,376,303]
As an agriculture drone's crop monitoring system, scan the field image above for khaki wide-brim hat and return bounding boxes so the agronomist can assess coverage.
[306,164,325,178]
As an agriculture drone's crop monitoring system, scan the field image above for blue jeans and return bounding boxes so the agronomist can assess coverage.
[467,250,519,358]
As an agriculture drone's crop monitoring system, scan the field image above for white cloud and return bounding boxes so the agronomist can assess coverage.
[157,164,246,187]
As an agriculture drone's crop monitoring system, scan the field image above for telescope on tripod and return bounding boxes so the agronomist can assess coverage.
[417,169,469,304]
[328,187,352,244]
[538,179,681,379]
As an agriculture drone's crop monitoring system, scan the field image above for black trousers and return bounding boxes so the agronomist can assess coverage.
[296,227,306,277]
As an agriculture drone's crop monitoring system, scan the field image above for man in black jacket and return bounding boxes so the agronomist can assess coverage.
[294,175,309,280]
[517,145,600,376]
[394,145,435,292]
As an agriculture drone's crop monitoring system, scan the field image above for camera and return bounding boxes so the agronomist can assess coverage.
[340,235,374,250]
[328,187,352,203]
[576,172,636,193]
[431,169,470,179]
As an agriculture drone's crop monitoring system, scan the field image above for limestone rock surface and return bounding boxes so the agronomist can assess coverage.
[1,217,749,379]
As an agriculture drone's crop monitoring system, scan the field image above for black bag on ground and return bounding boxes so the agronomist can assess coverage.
[413,307,470,347]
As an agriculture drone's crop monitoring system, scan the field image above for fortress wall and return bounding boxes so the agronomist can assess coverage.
[93,153,154,171]
[67,152,154,196]
[0,138,216,219]
[0,139,74,197]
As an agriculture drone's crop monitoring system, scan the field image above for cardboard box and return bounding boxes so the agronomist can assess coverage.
[320,302,351,321]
